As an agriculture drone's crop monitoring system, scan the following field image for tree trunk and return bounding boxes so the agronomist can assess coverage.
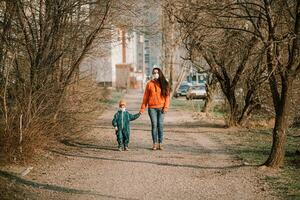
[264,115,287,167]
[218,86,240,127]
[228,105,238,127]
[238,103,259,126]
[226,92,239,127]
[201,81,216,113]
[237,89,257,126]
[201,95,212,113]
[169,53,174,93]
[238,106,250,126]
[173,67,187,97]
[264,78,292,168]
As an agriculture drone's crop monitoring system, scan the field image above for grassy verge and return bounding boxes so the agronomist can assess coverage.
[223,128,300,199]
[171,98,300,199]
[212,103,226,118]
[171,97,205,113]
[171,97,226,119]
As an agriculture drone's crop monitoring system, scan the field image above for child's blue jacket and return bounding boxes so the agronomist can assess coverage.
[112,110,140,134]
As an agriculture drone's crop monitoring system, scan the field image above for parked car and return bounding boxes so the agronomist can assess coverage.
[186,85,207,100]
[174,84,190,97]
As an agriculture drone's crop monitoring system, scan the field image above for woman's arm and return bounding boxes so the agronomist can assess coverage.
[140,82,150,113]
[163,94,170,113]
[163,86,170,113]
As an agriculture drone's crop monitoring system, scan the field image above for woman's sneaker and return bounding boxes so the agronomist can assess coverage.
[158,144,163,150]
[152,144,157,150]
[124,146,129,151]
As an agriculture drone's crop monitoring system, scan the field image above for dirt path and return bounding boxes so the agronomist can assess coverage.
[1,90,278,200]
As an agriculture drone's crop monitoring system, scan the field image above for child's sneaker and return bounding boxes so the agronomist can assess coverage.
[124,146,129,151]
[118,147,122,151]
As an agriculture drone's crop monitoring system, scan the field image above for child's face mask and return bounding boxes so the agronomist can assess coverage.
[120,107,126,112]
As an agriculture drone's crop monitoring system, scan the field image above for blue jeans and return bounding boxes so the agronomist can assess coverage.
[148,108,164,144]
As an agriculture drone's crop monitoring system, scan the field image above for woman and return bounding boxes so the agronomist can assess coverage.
[140,67,170,150]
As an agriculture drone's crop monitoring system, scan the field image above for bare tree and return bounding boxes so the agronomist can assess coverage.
[166,0,268,127]
[168,0,300,167]
[0,0,112,162]
[213,0,300,168]
[0,0,160,162]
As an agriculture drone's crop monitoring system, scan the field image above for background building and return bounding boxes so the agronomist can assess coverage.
[79,1,163,89]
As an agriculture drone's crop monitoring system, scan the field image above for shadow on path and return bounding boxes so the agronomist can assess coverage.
[61,140,233,156]
[0,170,137,200]
[61,140,118,151]
[51,150,248,170]
[92,125,221,134]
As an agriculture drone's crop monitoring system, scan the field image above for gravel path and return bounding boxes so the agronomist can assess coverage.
[1,90,278,200]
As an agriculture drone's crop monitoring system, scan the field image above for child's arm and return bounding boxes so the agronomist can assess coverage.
[129,112,141,121]
[112,113,118,128]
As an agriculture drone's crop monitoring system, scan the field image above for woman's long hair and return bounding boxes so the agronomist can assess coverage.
[152,67,170,97]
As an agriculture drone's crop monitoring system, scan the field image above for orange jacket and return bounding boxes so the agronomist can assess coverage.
[140,80,170,113]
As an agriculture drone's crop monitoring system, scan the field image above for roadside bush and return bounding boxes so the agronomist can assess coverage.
[0,78,110,164]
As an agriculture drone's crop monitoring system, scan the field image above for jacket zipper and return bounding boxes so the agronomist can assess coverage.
[121,111,124,130]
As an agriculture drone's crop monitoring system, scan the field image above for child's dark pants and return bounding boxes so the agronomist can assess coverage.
[116,129,130,148]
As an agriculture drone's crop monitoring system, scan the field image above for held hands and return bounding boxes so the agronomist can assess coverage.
[114,127,118,131]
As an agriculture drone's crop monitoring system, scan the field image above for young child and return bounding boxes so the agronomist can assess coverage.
[112,100,141,151]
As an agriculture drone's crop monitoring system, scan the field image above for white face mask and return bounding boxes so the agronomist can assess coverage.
[121,107,126,112]
[153,73,159,80]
